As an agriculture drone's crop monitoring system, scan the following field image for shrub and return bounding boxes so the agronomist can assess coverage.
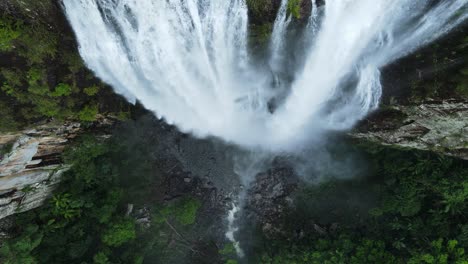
[93,252,110,264]
[287,0,302,19]
[52,83,72,97]
[78,104,99,121]
[83,85,100,96]
[101,219,136,247]
[157,197,202,226]
[0,17,22,52]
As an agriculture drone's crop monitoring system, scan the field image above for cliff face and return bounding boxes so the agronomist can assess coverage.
[0,121,82,220]
[352,99,468,160]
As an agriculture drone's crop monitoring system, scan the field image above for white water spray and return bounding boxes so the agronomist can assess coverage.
[270,0,292,73]
[226,203,244,257]
[309,0,319,29]
[63,0,467,151]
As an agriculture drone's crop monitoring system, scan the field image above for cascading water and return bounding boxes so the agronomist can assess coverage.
[63,0,467,152]
[269,0,292,73]
[308,0,320,32]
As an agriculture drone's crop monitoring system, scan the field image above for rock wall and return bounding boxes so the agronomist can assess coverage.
[352,99,468,160]
[0,121,81,220]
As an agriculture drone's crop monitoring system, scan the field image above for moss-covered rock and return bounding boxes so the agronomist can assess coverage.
[246,0,281,25]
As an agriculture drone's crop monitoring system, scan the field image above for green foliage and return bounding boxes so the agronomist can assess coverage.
[220,243,237,255]
[116,110,131,121]
[145,195,203,263]
[1,60,94,122]
[102,219,136,247]
[51,193,83,220]
[442,182,468,215]
[287,0,302,19]
[61,51,85,74]
[1,68,26,100]
[0,13,132,130]
[0,138,132,263]
[1,11,58,63]
[250,23,273,47]
[173,198,201,225]
[246,0,271,20]
[84,85,100,96]
[1,44,106,123]
[0,17,22,52]
[17,24,58,65]
[260,232,466,263]
[78,104,99,121]
[93,252,110,264]
[408,239,467,264]
[52,83,72,97]
[255,147,468,263]
[370,152,468,226]
[0,101,20,132]
[156,197,201,226]
[260,237,396,264]
[0,225,42,264]
[220,243,239,264]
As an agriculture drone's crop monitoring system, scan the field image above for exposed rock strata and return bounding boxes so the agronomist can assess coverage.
[352,99,468,160]
[0,117,114,220]
[0,121,80,220]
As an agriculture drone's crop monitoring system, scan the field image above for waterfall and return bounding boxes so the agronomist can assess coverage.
[269,0,292,73]
[63,0,467,152]
[226,203,243,257]
[308,0,320,35]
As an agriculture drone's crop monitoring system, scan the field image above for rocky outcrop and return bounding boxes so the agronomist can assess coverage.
[0,117,115,220]
[0,121,81,220]
[352,99,468,160]
[245,166,299,238]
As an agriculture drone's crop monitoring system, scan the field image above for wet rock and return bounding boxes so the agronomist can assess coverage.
[313,223,327,236]
[133,206,151,229]
[245,166,299,238]
[352,99,468,160]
